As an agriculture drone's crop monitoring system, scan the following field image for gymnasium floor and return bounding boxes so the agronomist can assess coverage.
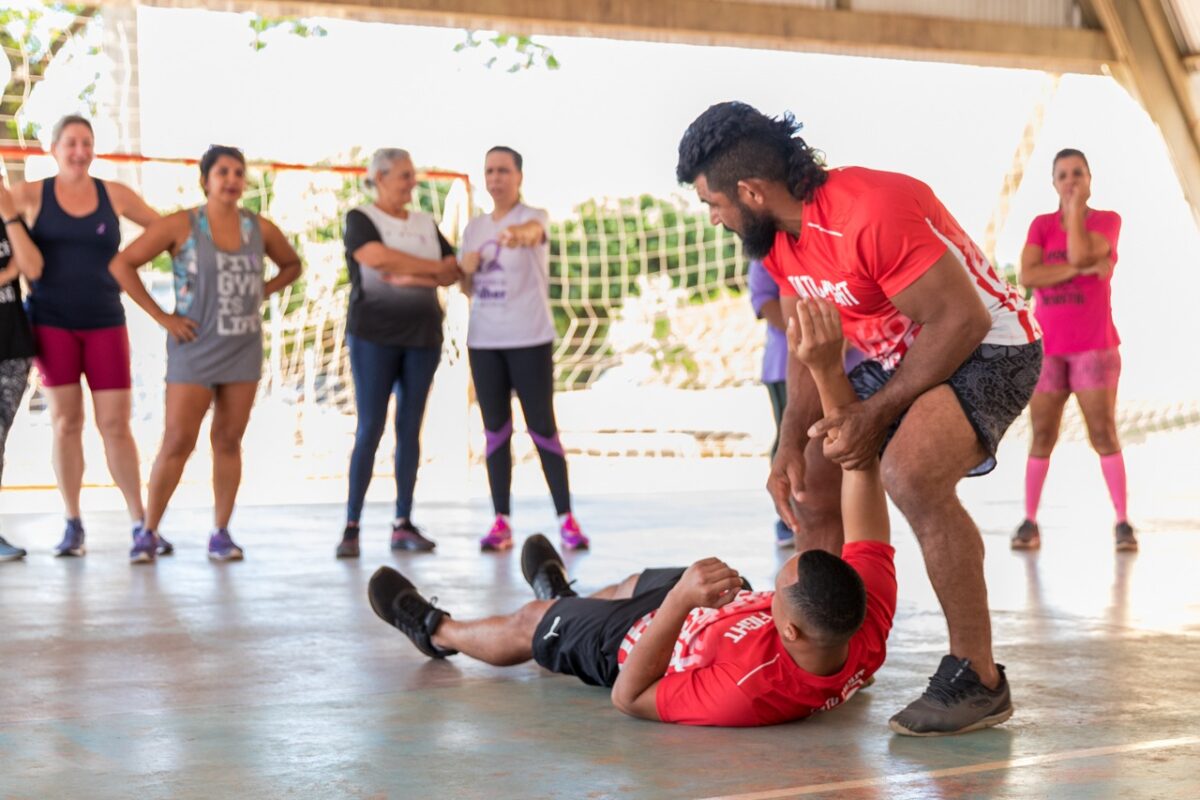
[1,442,1198,799]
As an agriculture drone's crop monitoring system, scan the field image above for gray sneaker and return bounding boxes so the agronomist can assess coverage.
[889,656,1013,736]
[1114,521,1138,552]
[1011,519,1040,550]
[0,535,27,561]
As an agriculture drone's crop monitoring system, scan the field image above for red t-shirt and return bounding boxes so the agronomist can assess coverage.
[1026,210,1121,356]
[615,541,897,727]
[764,167,1038,370]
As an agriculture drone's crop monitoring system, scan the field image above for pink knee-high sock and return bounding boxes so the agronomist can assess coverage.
[1100,452,1128,523]
[1024,456,1051,523]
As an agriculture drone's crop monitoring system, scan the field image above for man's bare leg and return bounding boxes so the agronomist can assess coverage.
[432,600,554,665]
[881,385,998,687]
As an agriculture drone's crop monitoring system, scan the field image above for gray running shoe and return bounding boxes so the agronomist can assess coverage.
[0,535,27,561]
[1114,521,1138,552]
[1010,519,1041,550]
[889,656,1013,736]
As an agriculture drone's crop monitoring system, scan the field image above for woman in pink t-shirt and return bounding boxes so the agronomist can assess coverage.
[1013,149,1134,552]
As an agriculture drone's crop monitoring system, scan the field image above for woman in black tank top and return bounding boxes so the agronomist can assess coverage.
[12,115,160,558]
[0,174,43,561]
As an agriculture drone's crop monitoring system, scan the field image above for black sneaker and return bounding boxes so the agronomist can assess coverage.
[1114,521,1138,552]
[889,656,1013,736]
[1011,519,1040,550]
[336,526,360,559]
[390,520,436,552]
[520,534,578,601]
[367,566,456,658]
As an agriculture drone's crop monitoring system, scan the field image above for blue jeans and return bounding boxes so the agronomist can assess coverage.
[346,335,441,522]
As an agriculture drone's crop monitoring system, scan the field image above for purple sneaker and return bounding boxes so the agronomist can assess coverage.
[130,527,157,564]
[155,532,174,556]
[54,518,86,557]
[480,515,513,552]
[207,529,244,562]
[559,513,589,551]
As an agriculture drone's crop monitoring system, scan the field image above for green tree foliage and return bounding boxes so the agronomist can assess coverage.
[454,30,560,72]
[245,13,327,51]
[0,3,98,144]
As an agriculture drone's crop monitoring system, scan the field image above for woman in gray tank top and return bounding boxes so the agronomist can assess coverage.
[110,146,302,563]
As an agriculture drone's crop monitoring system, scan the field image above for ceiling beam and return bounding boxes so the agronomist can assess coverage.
[102,0,1117,74]
[1090,0,1200,225]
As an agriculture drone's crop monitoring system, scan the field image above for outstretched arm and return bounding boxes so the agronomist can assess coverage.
[790,299,889,545]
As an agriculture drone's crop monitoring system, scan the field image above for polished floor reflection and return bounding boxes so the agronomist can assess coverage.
[1,486,1198,799]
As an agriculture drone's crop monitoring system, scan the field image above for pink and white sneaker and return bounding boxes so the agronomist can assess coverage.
[559,513,589,551]
[480,515,514,552]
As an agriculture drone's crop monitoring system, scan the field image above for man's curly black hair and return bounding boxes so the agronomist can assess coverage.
[676,101,828,203]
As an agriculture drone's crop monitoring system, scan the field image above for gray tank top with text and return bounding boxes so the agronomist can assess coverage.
[166,206,265,385]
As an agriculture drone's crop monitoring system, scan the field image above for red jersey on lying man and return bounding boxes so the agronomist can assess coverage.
[616,541,896,727]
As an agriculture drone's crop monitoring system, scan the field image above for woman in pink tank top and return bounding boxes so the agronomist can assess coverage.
[1013,149,1134,552]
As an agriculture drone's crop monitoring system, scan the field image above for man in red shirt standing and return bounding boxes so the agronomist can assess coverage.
[367,299,897,728]
[675,102,1042,736]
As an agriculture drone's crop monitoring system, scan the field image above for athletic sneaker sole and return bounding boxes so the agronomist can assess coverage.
[1116,541,1139,552]
[1010,538,1040,551]
[0,552,26,562]
[130,553,156,564]
[888,704,1013,737]
[54,548,85,557]
[208,552,244,562]
[480,540,514,553]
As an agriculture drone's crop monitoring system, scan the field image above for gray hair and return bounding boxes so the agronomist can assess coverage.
[52,114,94,146]
[365,148,412,189]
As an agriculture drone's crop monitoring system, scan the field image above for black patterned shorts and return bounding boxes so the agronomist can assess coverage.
[848,341,1043,477]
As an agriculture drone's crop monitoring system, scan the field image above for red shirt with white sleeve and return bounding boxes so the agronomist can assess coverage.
[615,541,897,727]
[763,167,1038,370]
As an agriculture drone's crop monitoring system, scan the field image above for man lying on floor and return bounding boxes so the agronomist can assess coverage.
[368,298,896,726]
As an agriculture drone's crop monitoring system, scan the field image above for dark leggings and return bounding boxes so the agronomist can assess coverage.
[469,343,570,516]
[346,335,441,523]
[0,358,31,488]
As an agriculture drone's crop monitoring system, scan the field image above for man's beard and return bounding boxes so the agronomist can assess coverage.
[735,201,778,259]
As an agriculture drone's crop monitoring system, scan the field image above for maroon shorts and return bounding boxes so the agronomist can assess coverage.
[1035,347,1121,394]
[33,324,132,391]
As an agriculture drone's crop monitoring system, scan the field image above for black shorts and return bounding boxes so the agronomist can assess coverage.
[530,568,686,688]
[848,340,1043,477]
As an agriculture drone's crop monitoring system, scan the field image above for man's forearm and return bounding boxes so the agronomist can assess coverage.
[809,364,859,416]
[868,318,984,423]
[781,353,823,449]
[611,595,690,710]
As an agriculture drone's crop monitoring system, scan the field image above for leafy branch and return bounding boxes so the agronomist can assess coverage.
[454,31,560,72]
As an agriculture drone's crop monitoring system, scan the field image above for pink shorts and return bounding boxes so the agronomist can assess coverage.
[1035,347,1121,394]
[33,324,132,391]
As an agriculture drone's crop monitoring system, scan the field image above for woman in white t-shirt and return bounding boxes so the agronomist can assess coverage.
[337,148,460,558]
[461,146,587,553]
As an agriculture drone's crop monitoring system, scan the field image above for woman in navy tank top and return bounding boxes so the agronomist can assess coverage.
[11,115,159,557]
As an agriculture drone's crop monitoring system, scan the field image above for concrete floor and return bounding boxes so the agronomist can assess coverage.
[1,479,1199,799]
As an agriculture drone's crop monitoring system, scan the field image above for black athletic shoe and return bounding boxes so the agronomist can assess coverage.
[520,534,578,601]
[889,656,1013,736]
[336,526,360,559]
[367,566,456,658]
[1114,521,1138,552]
[1011,519,1040,550]
[390,520,436,552]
